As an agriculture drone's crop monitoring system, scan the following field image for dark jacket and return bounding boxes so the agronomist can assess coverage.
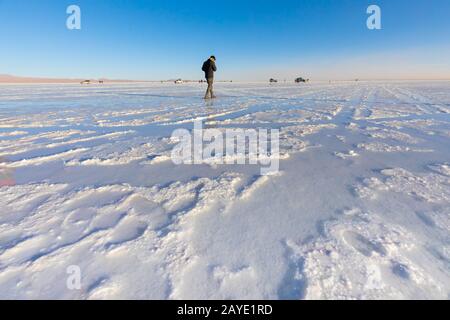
[202,59,217,79]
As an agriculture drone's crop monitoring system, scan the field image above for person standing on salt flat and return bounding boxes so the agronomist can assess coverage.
[202,56,217,99]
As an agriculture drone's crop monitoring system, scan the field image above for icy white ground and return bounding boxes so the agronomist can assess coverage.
[0,81,449,299]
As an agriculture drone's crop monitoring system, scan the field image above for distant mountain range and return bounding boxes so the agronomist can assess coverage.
[0,74,143,84]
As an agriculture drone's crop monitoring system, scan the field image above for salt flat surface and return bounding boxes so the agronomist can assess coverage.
[0,81,449,299]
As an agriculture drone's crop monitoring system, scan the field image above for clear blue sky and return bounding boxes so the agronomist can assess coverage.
[0,0,449,81]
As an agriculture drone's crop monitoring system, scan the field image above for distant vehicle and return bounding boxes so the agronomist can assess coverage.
[295,77,307,83]
[80,80,91,85]
[269,78,278,83]
[174,79,183,84]
[99,80,104,84]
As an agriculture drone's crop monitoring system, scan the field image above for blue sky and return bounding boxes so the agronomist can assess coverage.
[0,0,449,81]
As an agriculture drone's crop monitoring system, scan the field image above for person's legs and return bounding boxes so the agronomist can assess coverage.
[210,79,216,98]
[204,79,212,99]
[204,78,215,99]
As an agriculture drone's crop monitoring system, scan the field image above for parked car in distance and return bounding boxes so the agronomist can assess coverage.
[295,77,307,83]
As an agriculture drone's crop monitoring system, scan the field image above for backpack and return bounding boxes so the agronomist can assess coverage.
[202,61,208,72]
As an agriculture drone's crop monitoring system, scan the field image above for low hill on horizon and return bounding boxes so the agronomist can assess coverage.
[0,74,144,84]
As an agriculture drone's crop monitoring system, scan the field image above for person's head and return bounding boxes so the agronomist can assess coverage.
[210,55,216,61]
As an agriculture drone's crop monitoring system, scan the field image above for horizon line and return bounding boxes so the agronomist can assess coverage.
[1,73,449,84]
